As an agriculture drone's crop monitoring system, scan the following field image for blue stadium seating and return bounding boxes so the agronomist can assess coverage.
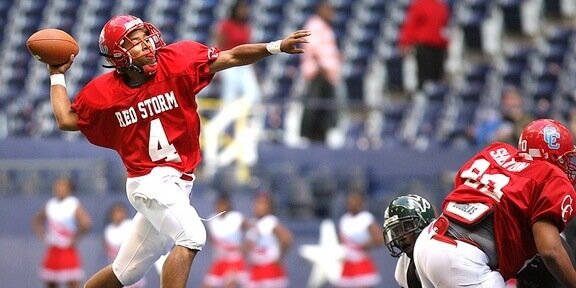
[0,0,574,152]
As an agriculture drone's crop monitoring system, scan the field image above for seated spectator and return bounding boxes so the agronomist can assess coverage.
[474,87,532,146]
[493,86,532,145]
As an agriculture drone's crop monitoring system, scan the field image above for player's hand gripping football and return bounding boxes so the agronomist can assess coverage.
[46,54,75,75]
[280,30,311,54]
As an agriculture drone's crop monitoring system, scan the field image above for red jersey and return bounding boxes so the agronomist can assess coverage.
[398,0,450,49]
[71,41,219,177]
[443,142,576,279]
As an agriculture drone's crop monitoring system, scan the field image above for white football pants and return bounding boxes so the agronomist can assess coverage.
[112,166,206,285]
[413,221,505,288]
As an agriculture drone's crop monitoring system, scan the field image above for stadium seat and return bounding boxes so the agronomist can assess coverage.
[384,50,405,91]
[498,0,522,34]
[466,63,492,86]
[459,12,485,51]
[543,0,562,17]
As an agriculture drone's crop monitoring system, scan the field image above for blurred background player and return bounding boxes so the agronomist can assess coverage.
[45,13,309,288]
[336,191,383,288]
[32,176,92,288]
[414,119,576,287]
[245,192,293,288]
[383,194,436,288]
[104,202,146,288]
[213,0,261,104]
[203,193,248,288]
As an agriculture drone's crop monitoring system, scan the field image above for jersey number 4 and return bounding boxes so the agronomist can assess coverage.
[461,159,509,201]
[148,119,182,163]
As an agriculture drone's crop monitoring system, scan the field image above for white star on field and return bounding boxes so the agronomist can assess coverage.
[299,219,346,288]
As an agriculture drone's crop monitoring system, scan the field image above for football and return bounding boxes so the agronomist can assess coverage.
[26,28,79,65]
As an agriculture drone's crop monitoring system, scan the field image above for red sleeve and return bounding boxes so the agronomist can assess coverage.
[71,91,98,143]
[70,92,89,128]
[70,85,116,149]
[174,41,219,95]
[193,45,219,95]
[531,176,576,231]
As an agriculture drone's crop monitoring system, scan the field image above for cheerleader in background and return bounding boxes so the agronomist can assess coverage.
[203,193,249,288]
[337,191,383,288]
[32,176,92,288]
[245,192,293,288]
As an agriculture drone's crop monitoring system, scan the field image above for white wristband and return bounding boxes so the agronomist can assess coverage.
[50,74,66,88]
[266,40,282,54]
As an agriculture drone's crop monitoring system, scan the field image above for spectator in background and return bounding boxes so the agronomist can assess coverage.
[245,192,293,288]
[300,0,343,142]
[203,193,248,288]
[32,176,92,288]
[493,86,532,145]
[473,87,532,147]
[336,191,383,288]
[214,0,261,104]
[104,202,146,288]
[399,0,450,89]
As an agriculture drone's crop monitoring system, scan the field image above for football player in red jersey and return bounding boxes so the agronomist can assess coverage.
[45,15,310,288]
[413,119,576,288]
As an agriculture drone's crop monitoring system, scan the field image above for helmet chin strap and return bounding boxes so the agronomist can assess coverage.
[123,64,150,87]
[126,64,143,73]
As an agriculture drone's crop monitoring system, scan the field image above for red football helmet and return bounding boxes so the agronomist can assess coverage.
[518,119,576,183]
[98,15,165,74]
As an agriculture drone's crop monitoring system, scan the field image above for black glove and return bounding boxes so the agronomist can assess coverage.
[515,255,559,288]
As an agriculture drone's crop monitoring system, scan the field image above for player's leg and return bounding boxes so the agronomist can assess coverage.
[143,191,205,288]
[85,212,170,288]
[161,245,198,288]
[83,265,122,288]
[128,167,207,288]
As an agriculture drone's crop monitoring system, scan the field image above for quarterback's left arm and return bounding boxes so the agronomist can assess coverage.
[209,30,311,73]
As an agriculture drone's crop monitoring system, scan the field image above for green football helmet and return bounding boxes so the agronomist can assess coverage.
[383,194,436,257]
